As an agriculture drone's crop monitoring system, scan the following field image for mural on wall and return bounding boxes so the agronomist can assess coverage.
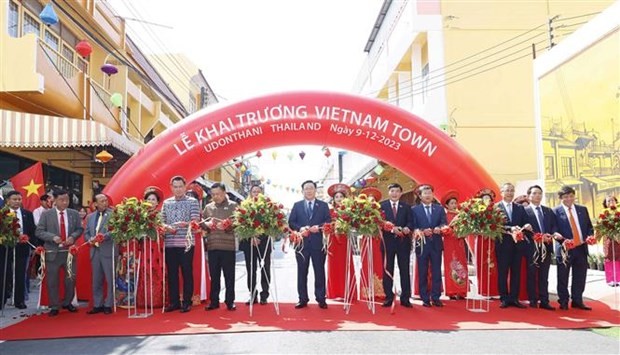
[539,31,619,217]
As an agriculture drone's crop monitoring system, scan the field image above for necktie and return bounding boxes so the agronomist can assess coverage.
[506,203,512,223]
[95,212,104,233]
[59,211,67,242]
[425,205,432,224]
[568,206,581,246]
[392,203,397,218]
[307,201,313,219]
[535,206,545,233]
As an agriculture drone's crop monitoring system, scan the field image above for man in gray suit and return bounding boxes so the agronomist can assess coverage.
[35,190,84,317]
[84,194,116,315]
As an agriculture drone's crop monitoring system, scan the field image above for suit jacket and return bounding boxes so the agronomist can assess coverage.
[35,208,84,261]
[288,199,331,251]
[84,208,116,258]
[13,208,37,255]
[552,204,593,257]
[411,203,447,253]
[380,200,413,251]
[496,201,528,234]
[524,205,557,238]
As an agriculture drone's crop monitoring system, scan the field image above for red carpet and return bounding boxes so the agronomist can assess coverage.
[1,300,618,340]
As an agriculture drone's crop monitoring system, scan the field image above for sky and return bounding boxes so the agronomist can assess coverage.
[108,0,384,205]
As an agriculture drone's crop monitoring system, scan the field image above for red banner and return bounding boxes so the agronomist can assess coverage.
[9,162,45,211]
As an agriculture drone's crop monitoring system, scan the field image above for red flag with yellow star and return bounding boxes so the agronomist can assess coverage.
[9,162,45,211]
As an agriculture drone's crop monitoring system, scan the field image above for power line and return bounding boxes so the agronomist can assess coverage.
[52,0,189,117]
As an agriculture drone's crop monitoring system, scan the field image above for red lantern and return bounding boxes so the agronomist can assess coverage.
[323,148,331,157]
[256,150,262,158]
[75,40,92,58]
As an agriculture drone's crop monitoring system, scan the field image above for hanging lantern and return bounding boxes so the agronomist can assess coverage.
[373,165,385,175]
[95,150,113,177]
[240,165,247,173]
[234,162,242,168]
[359,179,367,187]
[75,40,92,58]
[110,93,123,108]
[271,151,278,160]
[101,63,118,76]
[266,179,271,185]
[256,150,262,158]
[39,3,59,26]
[350,187,356,193]
[287,152,294,161]
[323,148,331,158]
[366,176,377,184]
[299,151,306,160]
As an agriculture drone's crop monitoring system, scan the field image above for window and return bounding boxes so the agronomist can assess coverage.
[44,29,59,51]
[544,156,555,180]
[62,44,75,64]
[8,1,19,37]
[23,11,40,37]
[561,157,575,178]
[188,92,197,113]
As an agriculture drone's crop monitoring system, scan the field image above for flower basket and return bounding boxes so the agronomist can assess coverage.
[0,206,21,247]
[108,197,162,243]
[232,194,288,241]
[331,194,384,237]
[449,198,505,241]
[594,205,620,243]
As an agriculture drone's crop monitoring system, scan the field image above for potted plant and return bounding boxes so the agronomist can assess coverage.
[596,253,605,271]
[587,254,597,269]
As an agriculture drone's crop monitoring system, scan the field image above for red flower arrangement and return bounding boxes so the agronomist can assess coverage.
[232,194,288,240]
[108,197,162,242]
[0,206,21,247]
[594,205,619,242]
[449,198,505,240]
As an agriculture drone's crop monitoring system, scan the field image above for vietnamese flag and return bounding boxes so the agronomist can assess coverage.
[9,162,44,211]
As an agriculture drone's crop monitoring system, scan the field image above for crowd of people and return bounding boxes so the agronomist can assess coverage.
[1,177,617,317]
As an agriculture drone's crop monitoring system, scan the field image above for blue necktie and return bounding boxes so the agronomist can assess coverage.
[425,205,432,225]
[536,206,545,233]
[307,201,313,219]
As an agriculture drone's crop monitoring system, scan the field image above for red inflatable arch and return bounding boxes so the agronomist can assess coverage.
[104,91,496,202]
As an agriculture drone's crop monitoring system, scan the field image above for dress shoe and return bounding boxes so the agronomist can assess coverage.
[15,303,27,310]
[205,303,220,311]
[62,304,78,313]
[165,305,181,312]
[180,304,191,313]
[226,303,236,311]
[499,301,510,309]
[259,298,268,305]
[512,301,526,309]
[48,309,59,317]
[422,301,432,307]
[294,302,308,309]
[381,300,393,307]
[571,302,592,310]
[539,303,555,311]
[87,307,104,314]
[559,303,569,310]
[103,307,113,314]
[529,303,538,309]
[401,301,413,308]
[432,300,444,307]
[318,302,328,309]
[245,298,258,306]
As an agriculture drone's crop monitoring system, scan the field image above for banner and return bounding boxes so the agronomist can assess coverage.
[9,162,44,211]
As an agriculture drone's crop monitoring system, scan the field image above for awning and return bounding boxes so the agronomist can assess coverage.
[0,109,141,155]
[581,176,616,191]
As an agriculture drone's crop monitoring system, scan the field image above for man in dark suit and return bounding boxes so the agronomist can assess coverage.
[35,189,84,316]
[523,185,557,310]
[288,180,331,309]
[1,191,36,310]
[380,183,413,308]
[411,185,447,307]
[83,194,116,315]
[552,185,593,310]
[496,182,529,309]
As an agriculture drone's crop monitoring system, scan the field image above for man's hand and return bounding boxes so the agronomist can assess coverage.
[165,224,177,233]
[53,236,62,244]
[423,228,432,237]
[553,232,564,241]
[66,237,75,245]
[433,227,441,235]
[402,227,411,235]
[309,225,320,233]
[523,223,533,232]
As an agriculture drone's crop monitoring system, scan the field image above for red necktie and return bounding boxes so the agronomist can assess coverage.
[392,203,397,219]
[59,211,67,242]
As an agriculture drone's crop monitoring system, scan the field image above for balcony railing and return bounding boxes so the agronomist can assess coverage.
[39,39,88,80]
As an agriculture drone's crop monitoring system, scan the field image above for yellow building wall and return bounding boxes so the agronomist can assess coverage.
[539,30,619,216]
[439,0,614,186]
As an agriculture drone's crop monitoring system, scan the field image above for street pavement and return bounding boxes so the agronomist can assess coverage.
[1,240,618,354]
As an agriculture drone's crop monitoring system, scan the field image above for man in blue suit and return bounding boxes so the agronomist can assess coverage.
[380,183,413,308]
[412,185,447,307]
[496,182,529,309]
[288,180,331,309]
[523,185,557,310]
[552,185,593,311]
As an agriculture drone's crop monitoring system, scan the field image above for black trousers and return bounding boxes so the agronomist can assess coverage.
[165,247,194,307]
[207,249,236,306]
[382,245,412,302]
[556,244,588,305]
[495,235,526,303]
[241,237,272,300]
[0,246,11,309]
[526,243,552,304]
